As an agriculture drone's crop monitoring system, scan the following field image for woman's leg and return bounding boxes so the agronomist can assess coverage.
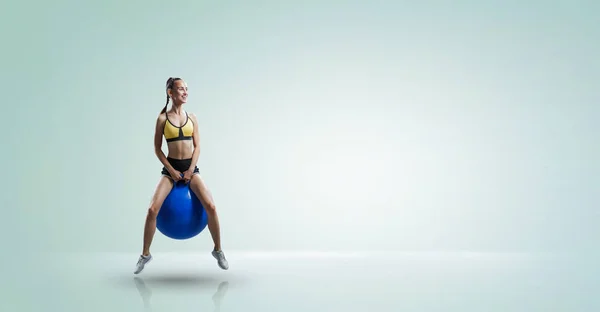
[135,175,174,274]
[143,175,174,255]
[189,174,229,270]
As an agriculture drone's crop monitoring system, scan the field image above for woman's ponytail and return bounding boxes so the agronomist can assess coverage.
[161,95,169,114]
[161,77,180,114]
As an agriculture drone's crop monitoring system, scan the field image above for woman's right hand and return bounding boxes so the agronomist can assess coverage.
[169,169,183,181]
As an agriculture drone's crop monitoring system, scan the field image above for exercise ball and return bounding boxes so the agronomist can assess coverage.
[156,181,208,240]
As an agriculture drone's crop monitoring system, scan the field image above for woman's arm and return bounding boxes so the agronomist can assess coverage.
[154,113,175,173]
[188,113,201,171]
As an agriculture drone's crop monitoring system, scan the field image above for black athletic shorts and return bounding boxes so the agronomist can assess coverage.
[161,157,199,178]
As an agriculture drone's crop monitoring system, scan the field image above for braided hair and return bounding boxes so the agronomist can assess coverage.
[161,77,182,114]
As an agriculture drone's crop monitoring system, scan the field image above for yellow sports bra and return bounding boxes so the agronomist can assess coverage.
[164,112,194,142]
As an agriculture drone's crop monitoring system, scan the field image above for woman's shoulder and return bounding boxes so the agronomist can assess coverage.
[156,112,168,123]
[187,111,198,122]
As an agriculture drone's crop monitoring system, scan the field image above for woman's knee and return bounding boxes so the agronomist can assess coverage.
[146,204,161,219]
[204,201,217,214]
[146,176,173,219]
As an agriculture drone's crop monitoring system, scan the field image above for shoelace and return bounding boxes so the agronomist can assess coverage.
[137,256,148,265]
[214,251,226,260]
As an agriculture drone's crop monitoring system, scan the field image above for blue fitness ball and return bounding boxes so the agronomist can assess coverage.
[156,181,208,240]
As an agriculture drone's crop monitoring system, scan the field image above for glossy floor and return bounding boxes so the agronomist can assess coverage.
[8,251,599,311]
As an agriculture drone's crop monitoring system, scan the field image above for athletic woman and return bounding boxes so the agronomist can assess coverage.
[134,77,229,274]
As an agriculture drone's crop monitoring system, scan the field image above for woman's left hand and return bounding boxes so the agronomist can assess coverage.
[182,170,194,184]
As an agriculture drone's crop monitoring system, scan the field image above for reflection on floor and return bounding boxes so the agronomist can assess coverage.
[134,276,229,312]
[6,251,600,311]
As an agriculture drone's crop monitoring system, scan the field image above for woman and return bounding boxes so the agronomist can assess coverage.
[134,77,229,274]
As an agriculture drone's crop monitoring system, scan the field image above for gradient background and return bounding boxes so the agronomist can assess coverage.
[2,0,599,309]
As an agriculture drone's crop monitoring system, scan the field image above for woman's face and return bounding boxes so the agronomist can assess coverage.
[170,79,188,104]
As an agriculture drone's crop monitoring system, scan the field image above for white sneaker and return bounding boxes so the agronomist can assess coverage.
[134,254,152,274]
[212,250,229,270]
